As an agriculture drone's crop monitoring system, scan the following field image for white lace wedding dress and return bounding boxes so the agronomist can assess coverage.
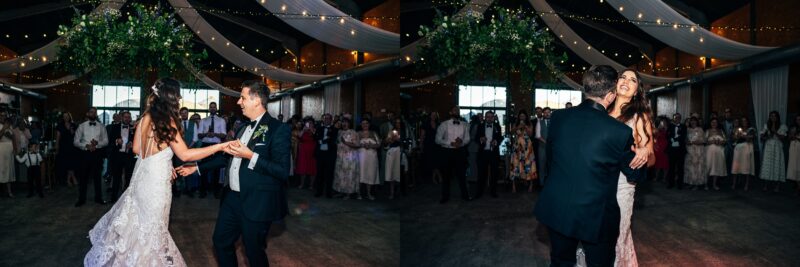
[84,135,186,266]
[577,118,638,267]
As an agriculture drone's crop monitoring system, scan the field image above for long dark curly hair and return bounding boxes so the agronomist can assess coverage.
[609,68,654,146]
[145,77,183,145]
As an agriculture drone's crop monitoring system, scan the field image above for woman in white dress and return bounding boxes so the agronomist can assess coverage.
[685,117,706,189]
[784,115,800,194]
[0,116,16,197]
[333,118,360,199]
[357,119,380,200]
[731,117,756,190]
[576,69,654,267]
[84,78,234,266]
[759,111,787,192]
[704,118,727,190]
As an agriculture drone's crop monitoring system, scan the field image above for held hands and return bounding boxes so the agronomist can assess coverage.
[629,145,649,169]
[222,140,254,159]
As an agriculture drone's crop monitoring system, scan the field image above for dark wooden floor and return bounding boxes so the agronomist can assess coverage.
[0,182,399,266]
[399,178,800,266]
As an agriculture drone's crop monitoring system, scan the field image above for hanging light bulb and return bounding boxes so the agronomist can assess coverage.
[320,16,326,21]
[340,18,345,24]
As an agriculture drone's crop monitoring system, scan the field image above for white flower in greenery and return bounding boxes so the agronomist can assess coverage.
[418,30,423,36]
[442,22,448,28]
[444,16,448,21]
[80,22,86,27]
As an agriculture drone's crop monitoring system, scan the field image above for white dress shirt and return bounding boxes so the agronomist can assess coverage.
[119,124,131,152]
[73,120,109,150]
[199,114,227,144]
[484,123,494,150]
[435,118,470,149]
[229,112,264,192]
[16,152,43,167]
[535,119,549,139]
[319,125,331,151]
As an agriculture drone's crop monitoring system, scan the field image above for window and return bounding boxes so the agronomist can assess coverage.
[92,85,141,125]
[534,89,582,109]
[180,88,220,118]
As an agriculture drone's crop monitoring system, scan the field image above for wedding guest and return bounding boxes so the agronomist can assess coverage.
[358,119,380,200]
[384,123,402,199]
[295,118,317,190]
[73,107,109,206]
[56,112,79,187]
[535,107,551,188]
[653,117,669,181]
[760,111,787,192]
[732,117,756,190]
[722,108,735,174]
[511,110,536,193]
[787,115,800,195]
[475,111,502,199]
[107,111,136,202]
[467,113,483,183]
[534,106,543,119]
[29,121,42,144]
[173,108,198,197]
[16,143,43,198]
[684,117,706,190]
[13,120,32,182]
[0,117,16,197]
[197,102,226,198]
[379,111,396,184]
[564,102,573,109]
[289,120,301,183]
[667,113,687,189]
[705,118,727,190]
[333,119,360,199]
[436,107,471,203]
[315,114,338,198]
[419,112,442,184]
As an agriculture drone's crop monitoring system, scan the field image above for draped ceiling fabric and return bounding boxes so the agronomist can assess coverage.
[529,0,681,85]
[605,0,774,61]
[559,75,582,90]
[182,60,241,97]
[0,74,80,89]
[323,82,342,115]
[675,85,691,119]
[750,65,789,150]
[0,0,127,74]
[169,0,330,83]
[259,0,399,55]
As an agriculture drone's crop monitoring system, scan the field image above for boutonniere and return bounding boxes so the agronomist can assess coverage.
[252,125,269,142]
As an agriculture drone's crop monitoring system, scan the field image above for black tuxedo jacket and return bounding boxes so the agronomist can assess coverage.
[107,123,135,155]
[199,113,290,222]
[314,124,338,156]
[476,122,503,155]
[534,100,644,243]
[667,122,687,153]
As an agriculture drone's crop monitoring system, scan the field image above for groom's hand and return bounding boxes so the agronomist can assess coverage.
[176,166,198,176]
[225,141,254,159]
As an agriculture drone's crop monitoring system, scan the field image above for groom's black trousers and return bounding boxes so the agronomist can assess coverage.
[213,189,272,267]
[546,209,619,267]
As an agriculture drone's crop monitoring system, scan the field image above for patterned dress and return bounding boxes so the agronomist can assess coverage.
[684,127,706,185]
[333,130,360,193]
[358,131,380,185]
[787,127,800,181]
[760,124,787,181]
[509,126,537,181]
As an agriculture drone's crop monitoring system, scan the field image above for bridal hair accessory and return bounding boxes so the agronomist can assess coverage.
[151,85,160,97]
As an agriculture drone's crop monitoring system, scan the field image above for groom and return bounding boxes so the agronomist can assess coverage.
[534,65,645,267]
[178,80,290,266]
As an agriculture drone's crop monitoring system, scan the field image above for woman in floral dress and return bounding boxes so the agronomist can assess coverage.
[509,110,537,193]
[333,119,360,198]
[684,117,706,189]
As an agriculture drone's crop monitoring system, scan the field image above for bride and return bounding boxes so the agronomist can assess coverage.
[577,68,655,267]
[84,78,235,266]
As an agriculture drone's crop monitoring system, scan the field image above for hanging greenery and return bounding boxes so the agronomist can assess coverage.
[416,6,567,85]
[55,4,207,82]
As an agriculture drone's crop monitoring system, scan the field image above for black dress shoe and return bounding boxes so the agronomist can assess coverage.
[75,201,85,207]
[439,198,449,204]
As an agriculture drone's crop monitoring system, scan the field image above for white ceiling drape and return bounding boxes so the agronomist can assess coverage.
[169,0,331,83]
[257,0,399,55]
[529,0,681,84]
[0,74,80,89]
[559,75,582,90]
[605,0,774,61]
[750,65,789,150]
[0,0,127,74]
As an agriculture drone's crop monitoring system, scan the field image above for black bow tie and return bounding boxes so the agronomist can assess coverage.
[122,125,129,129]
[247,120,258,128]
[453,121,460,125]
[89,122,96,126]
[486,124,493,128]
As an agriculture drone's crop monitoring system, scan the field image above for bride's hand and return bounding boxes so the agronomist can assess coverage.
[629,145,649,169]
[218,140,240,152]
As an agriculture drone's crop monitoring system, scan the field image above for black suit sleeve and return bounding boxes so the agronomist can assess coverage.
[197,153,228,174]
[253,123,291,182]
[619,134,645,183]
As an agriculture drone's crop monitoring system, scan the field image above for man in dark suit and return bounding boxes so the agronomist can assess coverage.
[475,111,502,199]
[314,113,338,198]
[173,107,197,197]
[666,112,687,189]
[107,111,136,202]
[534,65,646,267]
[177,80,290,267]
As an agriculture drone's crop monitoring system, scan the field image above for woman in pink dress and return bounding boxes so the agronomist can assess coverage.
[653,117,669,181]
[296,119,317,189]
